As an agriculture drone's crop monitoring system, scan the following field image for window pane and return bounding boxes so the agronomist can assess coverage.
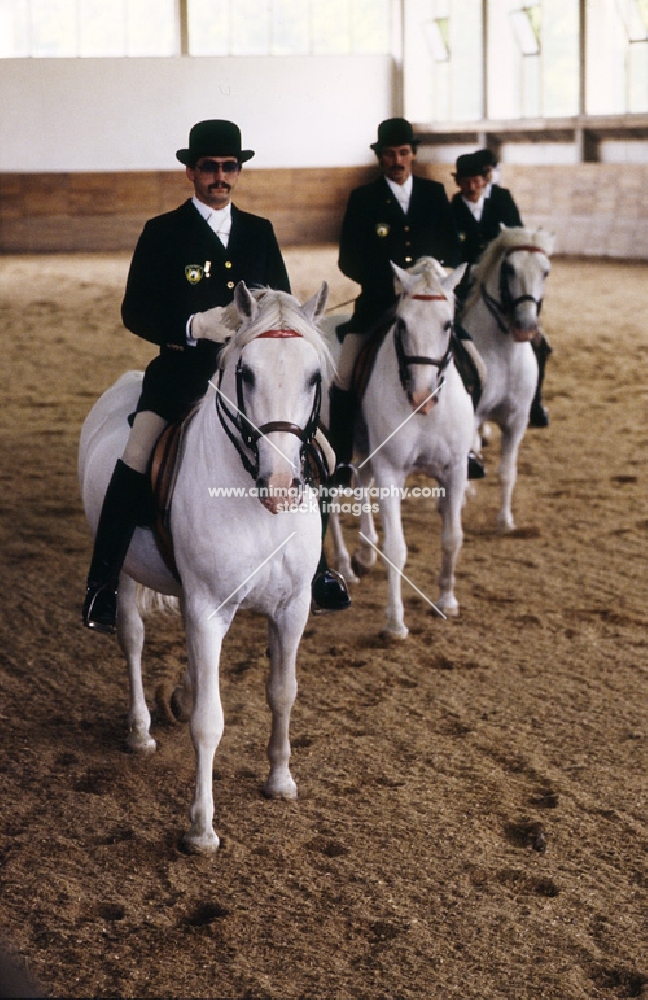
[231,0,270,54]
[31,0,76,57]
[127,0,176,56]
[350,0,390,53]
[79,0,126,57]
[0,0,30,57]
[312,0,350,54]
[272,0,309,54]
[542,0,578,115]
[586,0,632,112]
[448,0,482,119]
[188,0,230,55]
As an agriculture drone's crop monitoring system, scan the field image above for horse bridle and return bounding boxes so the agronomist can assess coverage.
[394,293,454,404]
[481,245,548,335]
[215,329,322,480]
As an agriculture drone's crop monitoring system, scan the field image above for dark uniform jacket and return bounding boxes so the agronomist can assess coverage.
[121,199,290,422]
[338,175,462,332]
[451,184,523,267]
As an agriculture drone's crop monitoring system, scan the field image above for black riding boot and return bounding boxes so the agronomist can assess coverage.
[311,509,351,615]
[328,385,357,488]
[82,460,151,634]
[529,334,552,428]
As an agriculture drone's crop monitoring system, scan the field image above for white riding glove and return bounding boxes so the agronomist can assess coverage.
[190,306,231,344]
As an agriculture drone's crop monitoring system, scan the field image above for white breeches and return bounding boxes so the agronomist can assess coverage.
[122,411,168,474]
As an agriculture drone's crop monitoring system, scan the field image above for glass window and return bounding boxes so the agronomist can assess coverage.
[403,0,481,123]
[488,0,578,118]
[272,0,310,55]
[231,0,270,55]
[587,0,648,112]
[188,0,230,56]
[0,0,30,57]
[312,0,350,54]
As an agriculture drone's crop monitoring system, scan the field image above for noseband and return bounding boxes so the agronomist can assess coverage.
[394,293,453,404]
[481,245,547,334]
[215,329,322,480]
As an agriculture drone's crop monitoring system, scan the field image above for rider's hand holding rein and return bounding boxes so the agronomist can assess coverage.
[189,305,232,343]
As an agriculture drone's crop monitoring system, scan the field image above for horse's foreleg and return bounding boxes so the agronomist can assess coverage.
[497,422,525,531]
[116,574,155,753]
[183,609,225,853]
[437,467,466,616]
[352,467,378,576]
[380,489,408,639]
[264,599,309,800]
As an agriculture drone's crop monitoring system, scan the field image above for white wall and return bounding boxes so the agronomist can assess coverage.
[0,54,393,171]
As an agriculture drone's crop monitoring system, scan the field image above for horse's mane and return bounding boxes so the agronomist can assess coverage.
[465,227,554,314]
[217,288,334,375]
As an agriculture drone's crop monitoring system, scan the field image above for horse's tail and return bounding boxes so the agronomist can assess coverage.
[134,584,180,617]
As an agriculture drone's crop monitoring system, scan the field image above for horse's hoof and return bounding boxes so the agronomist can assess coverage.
[127,732,156,754]
[182,829,220,854]
[497,518,515,532]
[380,627,409,642]
[263,776,298,800]
[436,596,459,617]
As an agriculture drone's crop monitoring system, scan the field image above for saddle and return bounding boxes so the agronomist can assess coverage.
[148,406,200,582]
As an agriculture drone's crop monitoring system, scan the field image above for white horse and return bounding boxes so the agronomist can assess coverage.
[461,227,554,530]
[79,282,331,852]
[328,258,474,639]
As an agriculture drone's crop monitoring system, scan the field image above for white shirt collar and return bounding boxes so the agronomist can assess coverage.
[385,174,413,214]
[462,194,485,222]
[192,196,232,247]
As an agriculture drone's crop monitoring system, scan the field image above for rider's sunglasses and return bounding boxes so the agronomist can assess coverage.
[195,159,240,174]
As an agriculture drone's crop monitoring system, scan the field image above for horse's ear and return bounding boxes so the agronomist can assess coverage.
[234,281,256,320]
[391,261,410,295]
[302,281,329,321]
[442,262,468,293]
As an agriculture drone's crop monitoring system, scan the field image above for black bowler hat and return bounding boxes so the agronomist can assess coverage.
[474,148,498,171]
[453,152,483,180]
[370,118,419,153]
[176,120,255,167]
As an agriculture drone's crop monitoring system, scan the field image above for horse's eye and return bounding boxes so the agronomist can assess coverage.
[308,371,321,389]
[444,321,452,333]
[240,366,255,387]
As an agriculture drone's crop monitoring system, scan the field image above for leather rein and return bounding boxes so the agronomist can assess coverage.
[480,245,548,335]
[394,293,454,403]
[215,329,322,481]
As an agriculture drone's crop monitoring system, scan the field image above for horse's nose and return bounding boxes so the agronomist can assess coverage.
[411,389,437,415]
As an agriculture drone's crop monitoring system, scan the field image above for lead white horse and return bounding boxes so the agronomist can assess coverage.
[79,282,331,852]
[461,227,554,529]
[328,258,474,639]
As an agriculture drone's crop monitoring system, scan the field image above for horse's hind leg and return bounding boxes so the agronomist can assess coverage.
[328,511,358,585]
[116,573,156,752]
[264,599,309,800]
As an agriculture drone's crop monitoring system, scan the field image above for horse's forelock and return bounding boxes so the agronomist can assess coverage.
[401,257,450,302]
[218,288,333,373]
[465,227,553,313]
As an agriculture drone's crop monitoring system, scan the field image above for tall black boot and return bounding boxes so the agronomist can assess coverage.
[328,385,357,488]
[529,334,552,428]
[82,460,151,634]
[311,508,351,615]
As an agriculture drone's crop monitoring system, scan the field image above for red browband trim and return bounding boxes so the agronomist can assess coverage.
[411,294,448,301]
[504,245,548,255]
[256,329,303,339]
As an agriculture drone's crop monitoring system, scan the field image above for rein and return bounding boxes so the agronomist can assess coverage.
[480,244,547,335]
[394,293,453,403]
[215,328,322,481]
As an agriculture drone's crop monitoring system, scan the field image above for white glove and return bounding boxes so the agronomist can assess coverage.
[190,306,231,343]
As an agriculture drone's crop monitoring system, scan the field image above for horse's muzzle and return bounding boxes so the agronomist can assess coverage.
[410,390,438,415]
[256,475,303,514]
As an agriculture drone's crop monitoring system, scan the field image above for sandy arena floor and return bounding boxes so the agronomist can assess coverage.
[0,250,646,999]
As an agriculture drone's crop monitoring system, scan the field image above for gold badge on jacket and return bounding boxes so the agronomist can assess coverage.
[376,223,390,238]
[185,264,204,284]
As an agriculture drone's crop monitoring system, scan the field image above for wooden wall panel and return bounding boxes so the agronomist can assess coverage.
[1,164,647,259]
